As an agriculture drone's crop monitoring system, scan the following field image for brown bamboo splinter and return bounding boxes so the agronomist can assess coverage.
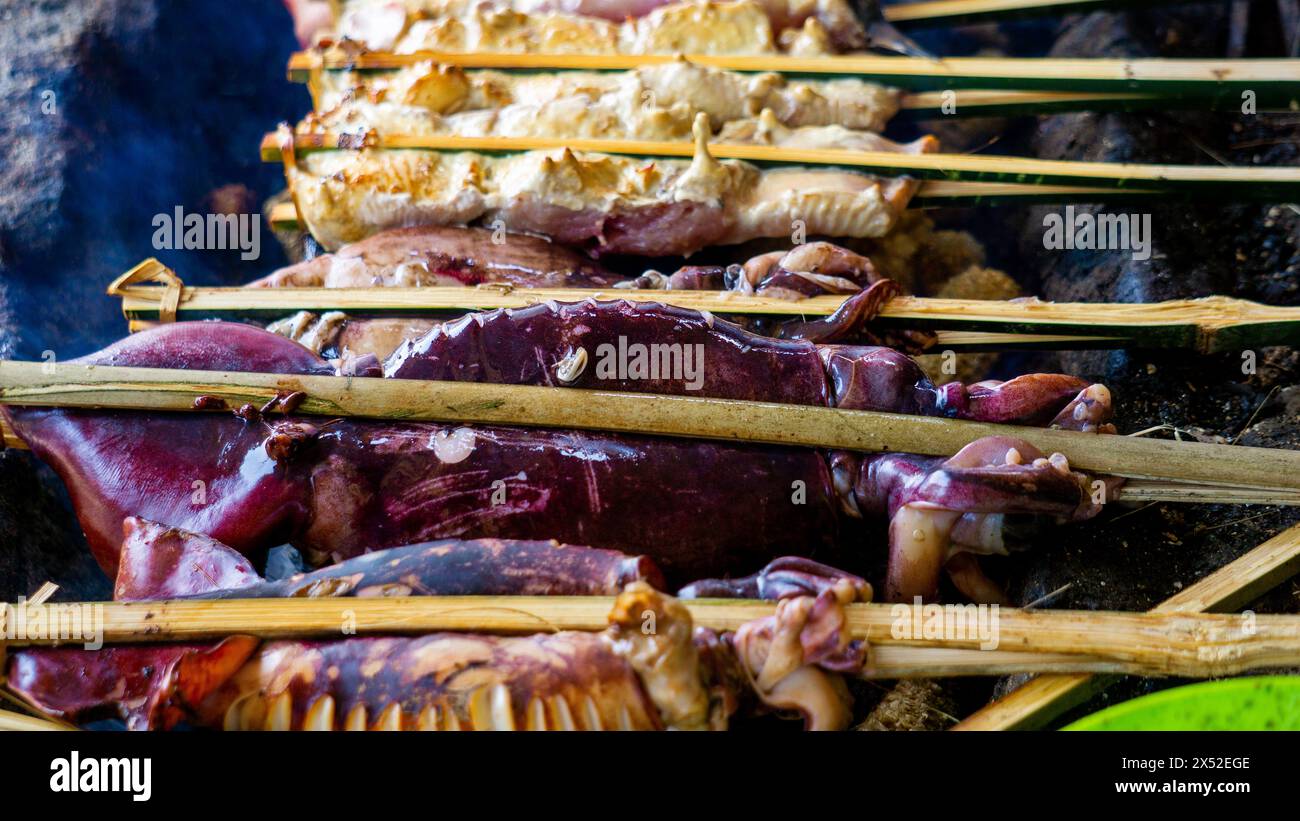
[2,359,1300,490]
[953,520,1300,729]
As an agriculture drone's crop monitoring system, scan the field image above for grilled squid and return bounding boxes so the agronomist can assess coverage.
[2,319,1113,597]
[257,234,892,365]
[115,517,665,601]
[7,523,870,732]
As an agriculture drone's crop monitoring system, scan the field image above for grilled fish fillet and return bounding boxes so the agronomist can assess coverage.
[308,60,908,143]
[284,118,920,254]
[332,0,867,49]
[329,0,842,56]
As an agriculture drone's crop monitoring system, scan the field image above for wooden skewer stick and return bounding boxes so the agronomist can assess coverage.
[286,52,1300,103]
[901,88,1155,118]
[260,131,1300,197]
[4,596,1299,679]
[865,647,1136,678]
[954,519,1300,730]
[884,0,1232,26]
[0,708,73,732]
[1,359,1299,490]
[111,271,1300,354]
[1112,482,1300,506]
[1,421,24,451]
[897,87,1295,119]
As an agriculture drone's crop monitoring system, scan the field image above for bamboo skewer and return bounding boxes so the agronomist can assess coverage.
[884,0,1229,26]
[897,87,1296,118]
[1112,482,1300,506]
[0,708,73,732]
[900,88,1154,118]
[4,595,1300,679]
[954,519,1300,729]
[260,131,1300,197]
[110,263,1300,353]
[286,52,1300,103]
[1,359,1299,491]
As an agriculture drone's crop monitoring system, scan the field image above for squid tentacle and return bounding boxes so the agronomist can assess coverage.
[855,436,1109,602]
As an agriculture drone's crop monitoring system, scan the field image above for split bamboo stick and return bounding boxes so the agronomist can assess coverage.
[111,270,1300,353]
[260,131,1300,197]
[285,52,1300,104]
[1113,482,1300,506]
[0,708,73,732]
[885,0,1193,26]
[899,88,1156,117]
[865,647,1137,678]
[953,519,1300,730]
[4,596,1300,679]
[898,88,1294,118]
[2,359,1299,489]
